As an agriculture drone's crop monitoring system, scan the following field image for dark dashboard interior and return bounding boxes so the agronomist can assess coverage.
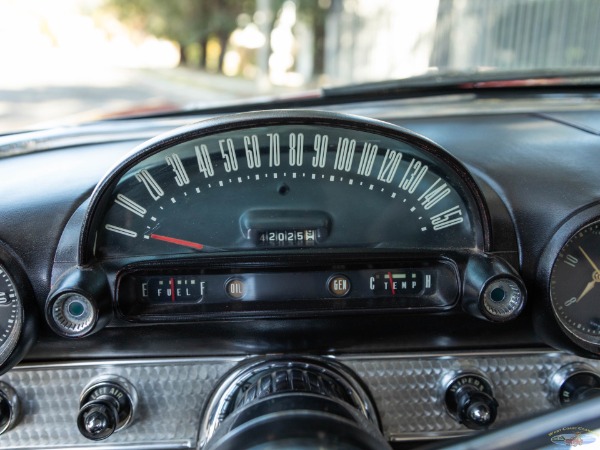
[1,90,600,449]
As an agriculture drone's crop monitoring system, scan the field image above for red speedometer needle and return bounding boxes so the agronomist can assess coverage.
[150,234,204,250]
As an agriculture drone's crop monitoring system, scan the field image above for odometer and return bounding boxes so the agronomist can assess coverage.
[85,111,486,261]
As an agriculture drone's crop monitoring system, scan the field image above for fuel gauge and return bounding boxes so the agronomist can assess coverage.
[140,276,206,304]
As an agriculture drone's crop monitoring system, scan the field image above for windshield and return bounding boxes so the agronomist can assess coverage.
[2,0,600,133]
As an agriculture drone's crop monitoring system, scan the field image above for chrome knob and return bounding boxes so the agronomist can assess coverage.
[550,363,600,406]
[78,399,119,440]
[77,376,137,441]
[442,372,498,430]
[0,382,20,435]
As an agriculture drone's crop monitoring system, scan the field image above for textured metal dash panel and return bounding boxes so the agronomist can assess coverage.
[1,352,599,448]
[0,359,238,449]
[343,352,591,440]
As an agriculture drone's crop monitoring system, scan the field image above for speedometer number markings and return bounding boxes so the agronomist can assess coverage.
[399,159,428,193]
[312,134,328,168]
[105,224,138,238]
[136,169,164,200]
[333,137,356,172]
[114,194,147,218]
[97,122,476,258]
[243,135,261,169]
[268,133,281,166]
[357,143,377,176]
[419,178,451,210]
[430,205,464,230]
[288,133,303,166]
[195,145,215,177]
[166,153,190,186]
[219,138,238,172]
[376,149,402,183]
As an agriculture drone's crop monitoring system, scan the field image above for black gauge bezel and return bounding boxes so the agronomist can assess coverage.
[0,242,38,375]
[78,110,491,265]
[537,203,600,357]
[110,250,462,323]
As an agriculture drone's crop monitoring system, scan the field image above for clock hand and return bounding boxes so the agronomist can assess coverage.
[576,280,597,303]
[579,246,600,273]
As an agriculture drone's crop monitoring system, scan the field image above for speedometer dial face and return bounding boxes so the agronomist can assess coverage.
[550,221,600,346]
[88,112,484,261]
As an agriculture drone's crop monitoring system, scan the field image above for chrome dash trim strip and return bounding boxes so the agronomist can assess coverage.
[1,350,596,448]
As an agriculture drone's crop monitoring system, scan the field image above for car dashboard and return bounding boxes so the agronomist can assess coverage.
[1,91,600,449]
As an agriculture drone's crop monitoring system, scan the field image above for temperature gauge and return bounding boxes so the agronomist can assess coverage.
[370,271,430,296]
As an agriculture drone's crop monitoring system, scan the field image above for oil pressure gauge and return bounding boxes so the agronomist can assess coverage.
[550,221,600,352]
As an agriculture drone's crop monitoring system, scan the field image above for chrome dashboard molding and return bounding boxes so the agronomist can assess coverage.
[12,355,246,371]
[336,347,557,359]
[0,349,595,449]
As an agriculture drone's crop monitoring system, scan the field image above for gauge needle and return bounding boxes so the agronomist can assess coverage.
[388,272,396,295]
[575,246,600,303]
[576,280,596,303]
[169,277,176,302]
[579,246,600,273]
[150,233,204,250]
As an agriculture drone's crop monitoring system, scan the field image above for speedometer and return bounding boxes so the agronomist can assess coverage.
[84,111,486,261]
[43,110,528,331]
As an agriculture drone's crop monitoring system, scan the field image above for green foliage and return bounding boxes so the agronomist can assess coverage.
[105,0,255,46]
[105,0,330,74]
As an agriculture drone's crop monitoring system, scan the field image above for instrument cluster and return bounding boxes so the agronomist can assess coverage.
[39,111,527,336]
[1,107,600,447]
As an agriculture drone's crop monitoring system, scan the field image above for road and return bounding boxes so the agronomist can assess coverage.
[0,65,293,134]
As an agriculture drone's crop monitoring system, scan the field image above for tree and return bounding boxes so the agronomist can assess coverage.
[296,0,330,80]
[197,0,254,71]
[105,0,255,71]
